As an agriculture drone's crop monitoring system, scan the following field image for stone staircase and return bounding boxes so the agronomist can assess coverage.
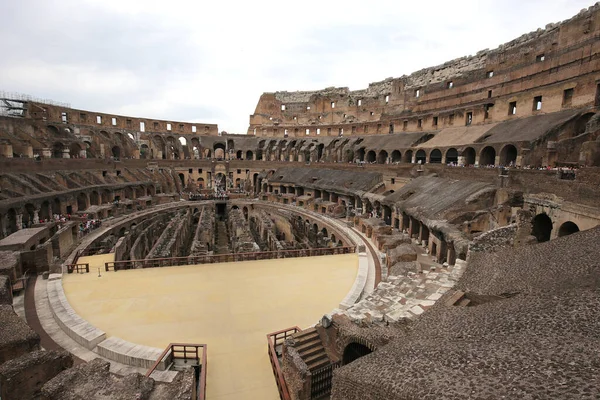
[293,327,330,372]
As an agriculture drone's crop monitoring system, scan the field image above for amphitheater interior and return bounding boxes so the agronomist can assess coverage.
[1,4,600,400]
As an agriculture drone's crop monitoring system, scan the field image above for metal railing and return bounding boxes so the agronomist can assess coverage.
[146,343,207,400]
[267,327,301,400]
[105,246,355,271]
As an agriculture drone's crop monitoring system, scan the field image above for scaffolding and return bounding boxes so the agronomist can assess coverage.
[0,91,71,118]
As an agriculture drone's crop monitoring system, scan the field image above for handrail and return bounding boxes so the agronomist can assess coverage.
[105,246,355,271]
[267,326,301,400]
[146,343,207,400]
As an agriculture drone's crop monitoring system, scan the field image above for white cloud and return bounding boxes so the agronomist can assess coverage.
[0,0,594,133]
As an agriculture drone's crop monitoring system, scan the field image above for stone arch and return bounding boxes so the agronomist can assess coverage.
[321,227,328,237]
[140,144,150,159]
[429,149,442,164]
[377,150,388,164]
[52,198,61,215]
[111,146,121,159]
[40,200,50,221]
[531,213,553,243]
[405,150,413,163]
[213,142,226,160]
[52,142,64,158]
[356,148,365,162]
[69,142,82,158]
[197,177,205,188]
[366,150,376,163]
[499,144,517,166]
[23,203,35,227]
[391,150,401,163]
[462,147,476,165]
[77,193,89,211]
[575,112,595,135]
[479,146,496,166]
[236,150,243,159]
[558,221,579,237]
[342,342,373,366]
[445,148,458,164]
[246,150,254,160]
[90,190,100,206]
[415,149,426,164]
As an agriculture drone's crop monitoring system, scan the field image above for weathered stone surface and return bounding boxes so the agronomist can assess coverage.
[0,304,40,365]
[0,350,73,400]
[0,275,12,305]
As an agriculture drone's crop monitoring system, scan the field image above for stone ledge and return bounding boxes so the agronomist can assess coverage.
[339,252,368,310]
[46,279,106,350]
[96,337,166,370]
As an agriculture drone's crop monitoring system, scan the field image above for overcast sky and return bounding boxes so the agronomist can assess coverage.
[0,0,594,133]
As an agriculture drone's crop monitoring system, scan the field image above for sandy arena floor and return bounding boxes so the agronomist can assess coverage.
[63,253,358,400]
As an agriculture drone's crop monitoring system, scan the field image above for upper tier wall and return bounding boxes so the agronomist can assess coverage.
[23,102,219,136]
[248,3,600,136]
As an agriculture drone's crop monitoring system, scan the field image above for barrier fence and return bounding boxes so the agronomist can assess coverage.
[105,246,355,271]
[146,343,207,400]
[267,327,301,400]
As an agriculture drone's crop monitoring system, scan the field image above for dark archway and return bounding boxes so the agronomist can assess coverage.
[415,149,426,164]
[52,142,64,158]
[531,213,553,242]
[391,150,401,163]
[429,149,442,163]
[499,144,517,166]
[246,150,253,160]
[462,147,476,166]
[445,148,458,164]
[111,146,121,159]
[342,342,373,365]
[558,221,579,237]
[356,148,365,162]
[77,193,88,211]
[405,150,413,163]
[377,150,388,164]
[366,150,376,163]
[480,146,496,166]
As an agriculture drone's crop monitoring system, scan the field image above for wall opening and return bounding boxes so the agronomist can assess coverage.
[531,213,553,242]
[342,343,372,365]
[558,221,579,237]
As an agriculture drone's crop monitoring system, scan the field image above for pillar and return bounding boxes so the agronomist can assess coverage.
[16,214,23,230]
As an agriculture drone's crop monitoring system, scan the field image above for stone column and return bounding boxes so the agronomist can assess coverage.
[457,156,465,167]
[16,214,23,230]
[33,209,40,225]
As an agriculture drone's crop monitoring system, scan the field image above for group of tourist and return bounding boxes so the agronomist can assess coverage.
[78,219,102,238]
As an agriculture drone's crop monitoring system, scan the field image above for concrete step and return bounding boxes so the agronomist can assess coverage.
[307,356,330,371]
[295,337,321,353]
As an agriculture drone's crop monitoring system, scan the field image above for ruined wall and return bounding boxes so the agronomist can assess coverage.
[249,4,600,137]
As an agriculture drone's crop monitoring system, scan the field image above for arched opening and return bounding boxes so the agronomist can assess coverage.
[140,144,149,159]
[23,203,35,227]
[246,150,254,160]
[415,149,426,164]
[178,173,185,187]
[356,148,365,162]
[321,227,328,237]
[558,221,579,237]
[405,150,413,163]
[499,144,517,166]
[111,146,121,159]
[52,198,61,215]
[52,142,64,158]
[462,147,476,166]
[69,142,82,158]
[366,150,376,163]
[391,150,401,163]
[236,150,243,159]
[316,143,324,161]
[342,342,372,365]
[197,177,205,188]
[445,148,458,164]
[214,143,226,159]
[256,149,263,161]
[40,200,50,221]
[382,205,392,225]
[575,113,594,135]
[429,149,442,163]
[77,193,88,211]
[531,213,553,243]
[90,191,100,206]
[479,146,496,166]
[377,150,388,164]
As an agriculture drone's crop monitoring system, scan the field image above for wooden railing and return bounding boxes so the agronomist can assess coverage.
[66,263,90,274]
[105,246,355,271]
[267,326,301,400]
[146,343,207,400]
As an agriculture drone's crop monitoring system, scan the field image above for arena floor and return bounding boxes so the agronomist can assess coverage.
[63,253,359,400]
